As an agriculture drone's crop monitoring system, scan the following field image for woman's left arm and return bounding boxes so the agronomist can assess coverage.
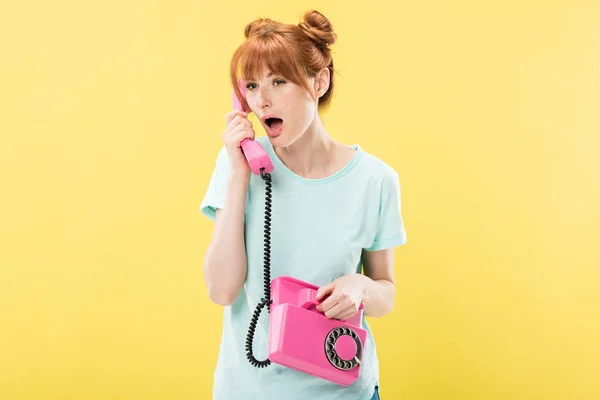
[315,248,396,320]
[360,248,396,318]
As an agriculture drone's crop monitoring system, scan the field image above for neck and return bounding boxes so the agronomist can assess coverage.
[274,115,340,179]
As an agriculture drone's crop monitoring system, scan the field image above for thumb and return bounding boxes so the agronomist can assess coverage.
[316,282,334,300]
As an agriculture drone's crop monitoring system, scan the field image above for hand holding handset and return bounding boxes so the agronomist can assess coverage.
[232,79,274,176]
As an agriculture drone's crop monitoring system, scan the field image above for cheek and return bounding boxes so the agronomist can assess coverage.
[286,96,314,121]
[246,95,258,111]
[299,100,316,123]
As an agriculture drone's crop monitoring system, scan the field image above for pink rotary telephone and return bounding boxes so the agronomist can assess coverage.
[232,79,367,386]
[268,276,368,386]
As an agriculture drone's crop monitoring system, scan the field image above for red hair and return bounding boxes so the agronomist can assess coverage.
[230,10,337,112]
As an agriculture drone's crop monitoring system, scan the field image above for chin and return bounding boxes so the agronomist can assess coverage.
[270,132,303,149]
[266,135,282,147]
[268,134,291,148]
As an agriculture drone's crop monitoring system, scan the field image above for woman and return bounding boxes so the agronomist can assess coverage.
[200,10,407,400]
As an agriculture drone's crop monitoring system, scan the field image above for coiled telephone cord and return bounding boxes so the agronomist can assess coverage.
[245,168,273,368]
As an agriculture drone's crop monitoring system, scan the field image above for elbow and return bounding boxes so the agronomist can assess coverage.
[364,281,396,318]
[365,301,395,319]
[377,285,396,317]
[203,260,242,306]
[208,286,240,306]
[380,299,395,317]
[380,286,396,316]
[203,249,245,306]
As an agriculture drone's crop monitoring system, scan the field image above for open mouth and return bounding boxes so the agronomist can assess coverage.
[264,117,283,130]
[262,116,284,137]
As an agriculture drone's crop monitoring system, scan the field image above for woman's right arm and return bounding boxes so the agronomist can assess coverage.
[203,174,249,305]
[203,109,255,306]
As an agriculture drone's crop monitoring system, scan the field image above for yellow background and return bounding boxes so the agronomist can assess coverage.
[1,0,599,399]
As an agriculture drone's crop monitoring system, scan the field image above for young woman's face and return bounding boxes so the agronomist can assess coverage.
[244,70,317,147]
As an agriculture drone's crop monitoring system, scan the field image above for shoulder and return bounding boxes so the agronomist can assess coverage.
[353,146,401,185]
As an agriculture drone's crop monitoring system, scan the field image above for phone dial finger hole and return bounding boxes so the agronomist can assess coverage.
[324,327,363,371]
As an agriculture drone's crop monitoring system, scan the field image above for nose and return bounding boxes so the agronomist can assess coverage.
[256,87,272,110]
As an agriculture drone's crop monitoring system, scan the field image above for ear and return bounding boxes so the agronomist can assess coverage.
[314,67,330,98]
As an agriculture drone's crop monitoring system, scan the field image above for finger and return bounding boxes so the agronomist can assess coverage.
[232,127,255,144]
[227,116,252,132]
[315,283,335,301]
[225,110,246,125]
[324,302,350,320]
[337,310,357,321]
[330,297,358,320]
[334,300,360,320]
[317,291,346,314]
[222,122,247,141]
[225,110,248,125]
[318,289,351,313]
[233,114,252,126]
[316,293,337,312]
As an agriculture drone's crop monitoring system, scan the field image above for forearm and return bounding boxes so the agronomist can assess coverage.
[361,276,396,318]
[203,174,249,305]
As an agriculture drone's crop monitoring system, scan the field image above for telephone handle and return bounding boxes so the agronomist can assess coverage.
[232,83,274,176]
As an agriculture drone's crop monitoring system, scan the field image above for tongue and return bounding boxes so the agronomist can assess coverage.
[270,118,283,130]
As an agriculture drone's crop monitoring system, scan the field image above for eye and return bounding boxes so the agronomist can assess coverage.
[245,82,258,90]
[273,79,286,86]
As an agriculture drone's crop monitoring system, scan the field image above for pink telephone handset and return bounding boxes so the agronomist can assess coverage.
[232,80,274,176]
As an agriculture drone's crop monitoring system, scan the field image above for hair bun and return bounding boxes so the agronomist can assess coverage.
[298,10,337,48]
[244,18,278,38]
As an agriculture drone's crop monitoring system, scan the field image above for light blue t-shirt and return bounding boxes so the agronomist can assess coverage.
[199,136,407,400]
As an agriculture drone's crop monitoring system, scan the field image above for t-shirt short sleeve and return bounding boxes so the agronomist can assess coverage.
[199,146,231,221]
[365,170,408,251]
